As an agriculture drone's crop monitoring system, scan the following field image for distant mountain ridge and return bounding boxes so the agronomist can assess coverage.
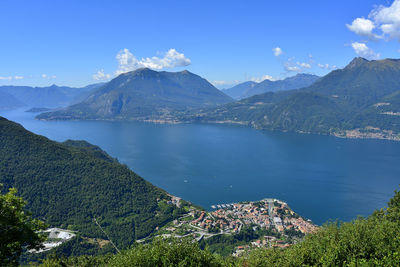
[0,83,104,109]
[0,91,25,110]
[222,73,320,100]
[222,81,258,99]
[183,57,400,141]
[37,68,233,121]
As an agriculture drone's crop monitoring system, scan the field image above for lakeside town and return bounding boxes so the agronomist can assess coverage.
[31,197,318,257]
[146,197,319,256]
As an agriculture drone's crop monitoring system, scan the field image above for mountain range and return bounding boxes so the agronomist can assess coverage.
[5,57,400,140]
[37,68,233,121]
[0,91,25,110]
[222,73,320,99]
[0,83,104,109]
[182,57,400,140]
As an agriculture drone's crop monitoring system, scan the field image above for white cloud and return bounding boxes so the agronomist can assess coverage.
[347,0,400,41]
[41,74,56,79]
[351,42,380,59]
[212,80,230,86]
[317,63,337,70]
[115,48,191,75]
[272,47,283,56]
[346,18,378,39]
[93,69,111,81]
[318,63,328,69]
[14,76,24,80]
[284,65,301,72]
[296,62,311,69]
[0,76,12,80]
[284,58,309,72]
[212,80,240,86]
[370,0,400,40]
[251,74,275,83]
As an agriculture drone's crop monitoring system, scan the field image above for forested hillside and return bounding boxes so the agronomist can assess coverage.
[37,188,400,266]
[0,117,183,249]
[184,58,400,140]
[37,68,232,121]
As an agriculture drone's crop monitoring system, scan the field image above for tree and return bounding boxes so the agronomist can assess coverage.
[0,186,46,266]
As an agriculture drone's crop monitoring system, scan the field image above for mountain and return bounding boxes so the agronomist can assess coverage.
[68,82,106,104]
[0,83,103,109]
[0,91,25,110]
[222,81,258,99]
[36,68,233,121]
[183,58,400,140]
[222,74,320,100]
[306,57,400,107]
[0,117,184,248]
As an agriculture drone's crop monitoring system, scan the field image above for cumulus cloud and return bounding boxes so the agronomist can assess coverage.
[115,48,191,75]
[14,76,24,80]
[251,74,275,83]
[93,69,111,81]
[351,42,380,59]
[284,58,305,72]
[0,76,12,80]
[272,47,283,56]
[296,62,311,69]
[370,0,400,40]
[346,18,378,39]
[284,65,301,72]
[347,0,400,41]
[317,63,337,70]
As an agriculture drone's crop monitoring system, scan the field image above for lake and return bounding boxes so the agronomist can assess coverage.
[1,108,399,225]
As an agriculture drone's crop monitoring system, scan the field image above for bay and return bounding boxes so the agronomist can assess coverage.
[1,108,399,225]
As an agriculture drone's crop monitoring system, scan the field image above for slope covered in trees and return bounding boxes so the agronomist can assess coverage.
[0,117,183,249]
[36,188,400,266]
[184,58,400,140]
[37,68,233,121]
[0,187,46,266]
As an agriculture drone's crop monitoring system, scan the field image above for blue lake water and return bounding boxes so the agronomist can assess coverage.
[1,108,400,225]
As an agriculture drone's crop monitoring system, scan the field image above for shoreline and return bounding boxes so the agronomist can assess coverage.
[36,116,400,142]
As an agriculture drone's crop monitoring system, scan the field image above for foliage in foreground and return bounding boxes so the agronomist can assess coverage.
[0,187,46,266]
[246,188,400,266]
[36,188,400,266]
[39,240,228,267]
[0,117,182,249]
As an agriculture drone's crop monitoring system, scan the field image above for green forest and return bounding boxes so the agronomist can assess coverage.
[5,187,399,266]
[0,117,184,251]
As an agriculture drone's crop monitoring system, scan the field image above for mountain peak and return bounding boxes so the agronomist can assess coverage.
[346,57,369,69]
[121,68,158,77]
[180,70,190,74]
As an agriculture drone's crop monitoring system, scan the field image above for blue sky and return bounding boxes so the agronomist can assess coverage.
[0,0,399,88]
